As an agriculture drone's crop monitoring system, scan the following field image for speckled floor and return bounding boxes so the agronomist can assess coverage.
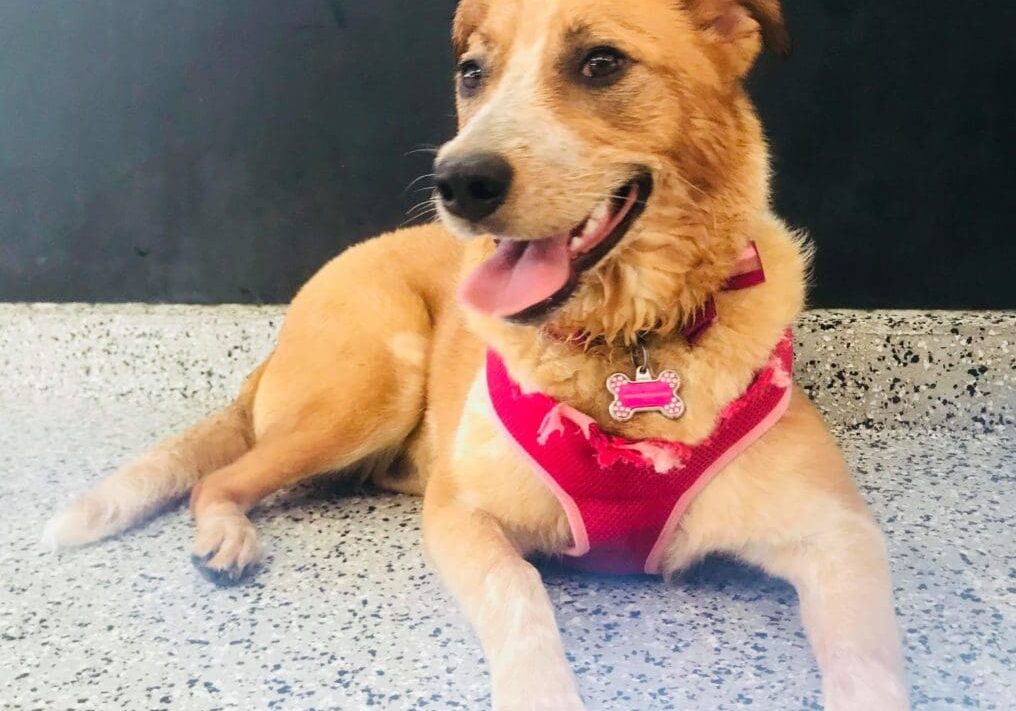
[1,306,1013,710]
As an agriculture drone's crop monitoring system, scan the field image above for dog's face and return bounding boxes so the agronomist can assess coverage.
[436,0,789,342]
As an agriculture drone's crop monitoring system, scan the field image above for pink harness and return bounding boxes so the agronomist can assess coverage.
[485,244,793,575]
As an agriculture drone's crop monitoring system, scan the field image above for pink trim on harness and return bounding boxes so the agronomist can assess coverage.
[486,332,794,575]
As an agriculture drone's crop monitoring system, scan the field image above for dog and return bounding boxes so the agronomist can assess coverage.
[44,1,908,708]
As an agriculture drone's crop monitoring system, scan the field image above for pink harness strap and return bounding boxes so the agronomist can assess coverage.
[486,332,794,575]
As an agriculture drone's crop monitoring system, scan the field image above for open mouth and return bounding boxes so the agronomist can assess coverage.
[457,172,653,322]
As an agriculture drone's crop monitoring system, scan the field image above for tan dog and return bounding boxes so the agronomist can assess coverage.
[44,1,907,708]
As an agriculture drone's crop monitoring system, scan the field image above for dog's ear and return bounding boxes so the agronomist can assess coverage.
[683,0,791,75]
[452,0,486,58]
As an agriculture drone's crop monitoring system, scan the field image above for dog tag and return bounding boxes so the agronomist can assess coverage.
[606,366,685,422]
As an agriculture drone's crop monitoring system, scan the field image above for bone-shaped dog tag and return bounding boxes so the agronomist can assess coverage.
[606,366,685,422]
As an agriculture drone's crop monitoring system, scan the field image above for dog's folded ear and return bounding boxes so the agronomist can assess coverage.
[453,0,487,58]
[683,0,791,76]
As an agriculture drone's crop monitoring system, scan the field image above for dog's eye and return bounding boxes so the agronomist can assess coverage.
[458,60,484,96]
[580,47,629,84]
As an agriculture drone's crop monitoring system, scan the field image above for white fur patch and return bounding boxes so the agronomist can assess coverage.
[476,563,584,710]
[388,331,428,369]
[452,373,496,465]
[42,494,116,551]
[42,450,188,550]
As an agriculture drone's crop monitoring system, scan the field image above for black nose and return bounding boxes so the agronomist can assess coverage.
[434,153,514,223]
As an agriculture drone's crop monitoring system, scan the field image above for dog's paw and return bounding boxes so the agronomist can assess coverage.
[492,687,585,711]
[191,506,263,587]
[42,495,118,551]
[492,665,585,711]
[823,652,909,711]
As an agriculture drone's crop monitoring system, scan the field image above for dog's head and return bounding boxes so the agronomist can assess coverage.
[435,0,789,343]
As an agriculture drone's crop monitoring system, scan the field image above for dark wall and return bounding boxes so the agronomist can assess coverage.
[0,1,1012,308]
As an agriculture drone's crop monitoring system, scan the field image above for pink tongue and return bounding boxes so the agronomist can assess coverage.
[458,233,572,318]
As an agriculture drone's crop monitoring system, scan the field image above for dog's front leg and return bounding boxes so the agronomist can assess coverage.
[744,508,909,711]
[423,485,584,711]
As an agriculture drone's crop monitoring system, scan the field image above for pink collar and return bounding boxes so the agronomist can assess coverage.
[682,240,766,343]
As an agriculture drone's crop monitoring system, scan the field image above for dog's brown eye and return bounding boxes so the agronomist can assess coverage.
[458,60,484,96]
[580,47,628,84]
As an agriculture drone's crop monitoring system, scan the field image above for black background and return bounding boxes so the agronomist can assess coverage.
[0,1,1012,308]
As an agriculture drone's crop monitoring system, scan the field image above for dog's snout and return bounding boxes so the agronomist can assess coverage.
[434,153,514,224]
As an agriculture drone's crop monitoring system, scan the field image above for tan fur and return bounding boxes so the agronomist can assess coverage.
[46,1,906,708]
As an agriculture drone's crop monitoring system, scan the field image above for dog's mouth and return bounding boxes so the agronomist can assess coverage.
[457,172,653,322]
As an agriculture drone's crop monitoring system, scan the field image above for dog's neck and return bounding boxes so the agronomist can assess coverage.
[541,240,766,348]
[467,213,809,444]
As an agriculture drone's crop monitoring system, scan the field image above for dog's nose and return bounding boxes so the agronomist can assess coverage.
[434,153,514,223]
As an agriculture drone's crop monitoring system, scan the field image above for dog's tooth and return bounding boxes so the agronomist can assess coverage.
[584,208,604,236]
[581,202,606,236]
[573,199,612,248]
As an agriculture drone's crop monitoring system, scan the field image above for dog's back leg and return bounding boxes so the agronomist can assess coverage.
[42,365,264,550]
[45,227,456,583]
[186,423,396,585]
[187,239,439,583]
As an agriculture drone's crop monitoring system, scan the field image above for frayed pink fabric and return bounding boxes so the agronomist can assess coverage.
[487,332,794,575]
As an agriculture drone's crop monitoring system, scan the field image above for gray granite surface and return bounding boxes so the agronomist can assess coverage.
[1,305,1013,710]
[1,305,1012,433]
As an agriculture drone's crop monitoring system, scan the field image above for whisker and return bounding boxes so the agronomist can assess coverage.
[406,199,439,213]
[403,172,437,194]
[670,172,707,198]
[404,146,441,157]
[404,208,439,222]
[400,209,441,228]
[405,208,438,222]
[405,198,439,217]
[568,193,622,201]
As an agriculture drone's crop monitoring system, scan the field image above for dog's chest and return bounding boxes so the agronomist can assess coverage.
[446,333,795,572]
